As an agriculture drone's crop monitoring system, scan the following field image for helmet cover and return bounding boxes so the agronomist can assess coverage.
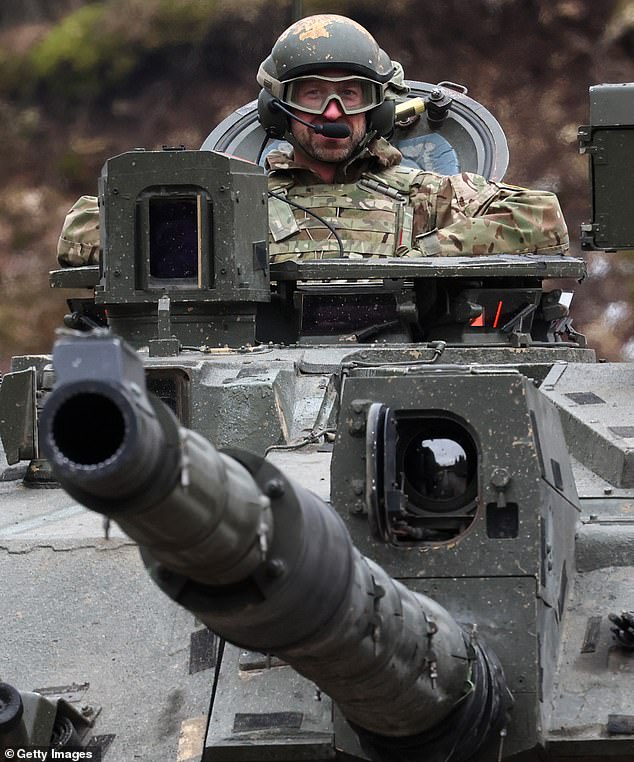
[257,14,394,94]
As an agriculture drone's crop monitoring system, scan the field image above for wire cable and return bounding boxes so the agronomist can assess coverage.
[268,190,345,258]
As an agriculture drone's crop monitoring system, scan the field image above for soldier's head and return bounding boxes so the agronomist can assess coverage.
[257,15,395,165]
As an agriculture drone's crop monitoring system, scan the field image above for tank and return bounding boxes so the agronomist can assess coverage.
[1,81,634,762]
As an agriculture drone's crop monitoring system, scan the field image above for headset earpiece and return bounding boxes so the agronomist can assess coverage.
[367,100,396,139]
[257,90,288,139]
[259,87,395,143]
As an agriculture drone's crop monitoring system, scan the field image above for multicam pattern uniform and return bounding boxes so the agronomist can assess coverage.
[57,137,569,266]
[265,137,569,262]
[57,195,101,267]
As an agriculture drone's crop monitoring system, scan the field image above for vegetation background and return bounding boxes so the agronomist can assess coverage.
[1,0,633,369]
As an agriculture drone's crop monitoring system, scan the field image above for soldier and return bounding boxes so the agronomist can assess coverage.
[57,14,569,266]
[258,14,568,262]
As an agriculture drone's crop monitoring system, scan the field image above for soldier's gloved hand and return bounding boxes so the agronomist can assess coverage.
[608,611,634,650]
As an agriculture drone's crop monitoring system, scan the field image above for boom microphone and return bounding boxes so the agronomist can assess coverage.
[312,122,351,138]
[270,99,351,138]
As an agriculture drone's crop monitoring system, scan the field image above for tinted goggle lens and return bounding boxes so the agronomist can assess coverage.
[283,76,383,115]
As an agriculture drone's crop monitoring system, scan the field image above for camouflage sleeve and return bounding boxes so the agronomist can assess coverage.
[408,172,569,257]
[57,195,101,267]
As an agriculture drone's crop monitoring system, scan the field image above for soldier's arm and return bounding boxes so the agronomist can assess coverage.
[409,172,569,257]
[57,195,101,267]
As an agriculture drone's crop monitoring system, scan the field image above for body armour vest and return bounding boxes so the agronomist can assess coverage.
[267,165,422,262]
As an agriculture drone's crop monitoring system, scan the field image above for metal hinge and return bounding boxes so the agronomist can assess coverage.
[578,125,607,163]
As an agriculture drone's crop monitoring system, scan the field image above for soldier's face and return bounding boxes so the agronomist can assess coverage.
[290,103,366,163]
[289,70,367,164]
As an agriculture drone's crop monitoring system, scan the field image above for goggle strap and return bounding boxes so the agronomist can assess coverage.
[257,64,285,100]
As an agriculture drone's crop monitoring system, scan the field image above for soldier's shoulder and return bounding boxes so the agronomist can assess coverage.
[57,195,101,267]
[265,148,296,172]
[365,163,434,195]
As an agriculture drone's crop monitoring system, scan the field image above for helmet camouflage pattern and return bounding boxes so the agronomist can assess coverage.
[257,14,394,89]
[257,14,396,139]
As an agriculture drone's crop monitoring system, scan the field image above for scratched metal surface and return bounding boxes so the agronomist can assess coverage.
[0,477,211,762]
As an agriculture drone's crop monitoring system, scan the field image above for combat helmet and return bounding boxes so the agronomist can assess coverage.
[257,14,396,140]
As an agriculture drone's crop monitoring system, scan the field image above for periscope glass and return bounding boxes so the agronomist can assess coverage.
[149,198,199,280]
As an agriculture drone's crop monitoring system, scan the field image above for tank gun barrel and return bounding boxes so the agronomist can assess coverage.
[40,332,509,761]
[38,332,269,586]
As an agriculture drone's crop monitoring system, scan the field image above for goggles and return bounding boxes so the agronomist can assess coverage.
[281,75,386,115]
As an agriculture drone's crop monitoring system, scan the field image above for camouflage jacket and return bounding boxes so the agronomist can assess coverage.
[57,138,569,266]
[265,137,569,261]
[57,195,101,267]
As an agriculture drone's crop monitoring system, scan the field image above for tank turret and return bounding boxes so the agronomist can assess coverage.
[3,83,634,762]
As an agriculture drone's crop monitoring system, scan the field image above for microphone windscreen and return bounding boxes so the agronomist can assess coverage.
[317,123,351,138]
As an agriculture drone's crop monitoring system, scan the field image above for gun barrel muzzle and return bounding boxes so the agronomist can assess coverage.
[39,333,271,586]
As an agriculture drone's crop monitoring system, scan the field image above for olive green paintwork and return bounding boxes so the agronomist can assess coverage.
[2,84,634,761]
